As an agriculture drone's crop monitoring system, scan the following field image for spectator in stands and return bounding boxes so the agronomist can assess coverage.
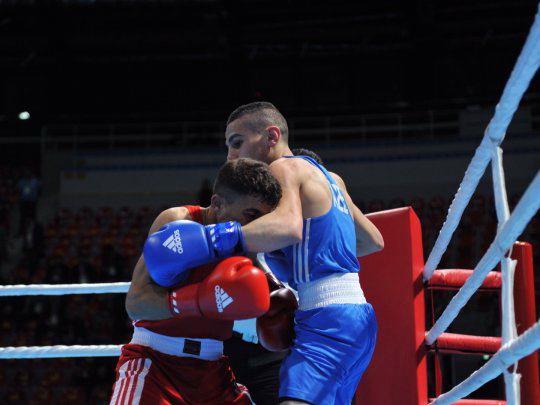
[5,388,25,404]
[31,386,54,405]
[101,244,125,282]
[17,168,40,236]
[22,218,44,271]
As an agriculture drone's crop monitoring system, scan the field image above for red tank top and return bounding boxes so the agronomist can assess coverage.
[134,205,234,340]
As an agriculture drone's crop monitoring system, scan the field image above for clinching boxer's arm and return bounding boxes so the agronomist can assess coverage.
[241,158,304,252]
[331,173,384,257]
[125,207,189,321]
[126,255,170,321]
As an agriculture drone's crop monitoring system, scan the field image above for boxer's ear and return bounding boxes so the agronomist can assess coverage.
[267,126,281,147]
[210,194,223,211]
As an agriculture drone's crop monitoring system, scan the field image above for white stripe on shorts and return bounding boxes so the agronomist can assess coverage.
[130,358,151,405]
[110,358,152,405]
[110,359,132,405]
[123,358,141,404]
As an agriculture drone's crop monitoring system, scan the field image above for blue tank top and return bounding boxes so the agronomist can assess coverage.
[280,156,360,290]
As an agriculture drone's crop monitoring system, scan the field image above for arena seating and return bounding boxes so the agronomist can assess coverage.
[0,191,537,403]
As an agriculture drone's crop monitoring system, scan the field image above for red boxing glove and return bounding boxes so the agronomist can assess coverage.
[256,287,298,352]
[167,256,270,320]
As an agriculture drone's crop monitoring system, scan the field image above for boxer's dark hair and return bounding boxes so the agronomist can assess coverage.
[292,148,324,165]
[226,101,289,141]
[214,158,282,208]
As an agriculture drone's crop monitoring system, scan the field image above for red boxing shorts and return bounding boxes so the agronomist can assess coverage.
[109,344,253,405]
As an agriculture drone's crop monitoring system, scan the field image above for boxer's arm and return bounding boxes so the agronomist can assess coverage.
[125,207,189,321]
[241,158,303,252]
[331,173,384,256]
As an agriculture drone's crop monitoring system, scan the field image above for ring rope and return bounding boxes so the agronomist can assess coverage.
[430,318,540,405]
[0,282,130,296]
[0,345,122,359]
[425,4,540,403]
[425,169,540,345]
[423,3,540,280]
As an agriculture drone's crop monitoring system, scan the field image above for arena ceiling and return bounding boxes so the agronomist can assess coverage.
[0,0,539,122]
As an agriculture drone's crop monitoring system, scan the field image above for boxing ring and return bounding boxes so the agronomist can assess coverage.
[2,5,540,405]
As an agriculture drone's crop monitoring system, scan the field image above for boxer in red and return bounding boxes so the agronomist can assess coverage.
[109,158,285,405]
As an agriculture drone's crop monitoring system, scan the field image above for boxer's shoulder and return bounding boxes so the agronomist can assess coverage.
[268,157,305,185]
[149,206,190,234]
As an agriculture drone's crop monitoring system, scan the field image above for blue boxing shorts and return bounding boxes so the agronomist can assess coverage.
[279,303,377,405]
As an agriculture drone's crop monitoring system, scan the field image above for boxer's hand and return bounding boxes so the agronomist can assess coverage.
[144,220,246,287]
[257,287,298,351]
[144,220,214,287]
[167,256,270,320]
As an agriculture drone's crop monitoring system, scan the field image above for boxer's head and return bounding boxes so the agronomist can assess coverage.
[225,102,289,163]
[292,148,324,165]
[211,158,282,225]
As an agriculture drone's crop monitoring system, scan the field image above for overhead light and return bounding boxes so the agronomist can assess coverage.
[18,111,31,120]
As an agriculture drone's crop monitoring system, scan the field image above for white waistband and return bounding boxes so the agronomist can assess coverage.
[130,326,223,361]
[297,272,367,311]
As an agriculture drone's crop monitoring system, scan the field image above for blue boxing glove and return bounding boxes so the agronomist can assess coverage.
[144,220,246,287]
[144,220,211,287]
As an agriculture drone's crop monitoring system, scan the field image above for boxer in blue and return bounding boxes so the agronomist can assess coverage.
[144,102,384,405]
[224,104,384,405]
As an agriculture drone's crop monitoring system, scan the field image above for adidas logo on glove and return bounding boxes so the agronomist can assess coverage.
[162,229,184,254]
[215,285,234,313]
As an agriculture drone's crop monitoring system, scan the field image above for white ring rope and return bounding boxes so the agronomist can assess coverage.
[423,3,540,281]
[0,283,130,358]
[425,4,540,404]
[0,345,122,359]
[0,282,130,296]
[0,282,130,359]
[430,318,540,405]
[426,169,540,345]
